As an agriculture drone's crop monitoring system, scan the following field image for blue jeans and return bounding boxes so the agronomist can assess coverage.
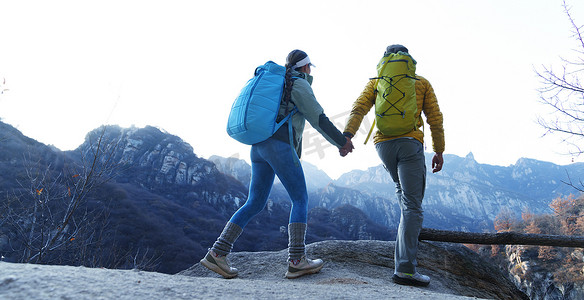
[229,138,308,227]
[376,138,426,274]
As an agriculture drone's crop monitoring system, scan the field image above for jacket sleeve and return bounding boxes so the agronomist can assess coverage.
[343,79,376,137]
[292,79,347,148]
[418,77,445,153]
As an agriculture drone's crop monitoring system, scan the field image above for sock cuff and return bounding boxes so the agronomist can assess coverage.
[224,222,243,240]
[288,222,307,261]
[211,221,243,256]
[288,222,307,231]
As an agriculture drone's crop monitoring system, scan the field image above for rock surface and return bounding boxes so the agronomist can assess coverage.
[0,240,528,300]
[180,240,528,300]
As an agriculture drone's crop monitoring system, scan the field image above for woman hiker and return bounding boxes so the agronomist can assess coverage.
[200,49,355,279]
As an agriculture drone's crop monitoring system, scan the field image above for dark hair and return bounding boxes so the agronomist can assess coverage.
[285,49,308,71]
[384,44,409,56]
[282,49,308,108]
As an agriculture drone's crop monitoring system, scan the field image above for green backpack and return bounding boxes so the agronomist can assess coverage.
[365,51,419,143]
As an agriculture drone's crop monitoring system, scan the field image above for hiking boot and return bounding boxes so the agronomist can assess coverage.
[392,272,430,287]
[200,250,238,279]
[285,256,324,279]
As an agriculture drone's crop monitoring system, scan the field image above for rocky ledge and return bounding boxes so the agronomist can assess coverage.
[0,240,528,300]
[180,240,528,300]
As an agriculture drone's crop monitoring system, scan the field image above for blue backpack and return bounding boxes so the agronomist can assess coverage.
[226,61,297,145]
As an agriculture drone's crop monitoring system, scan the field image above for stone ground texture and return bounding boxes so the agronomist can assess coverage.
[0,240,528,300]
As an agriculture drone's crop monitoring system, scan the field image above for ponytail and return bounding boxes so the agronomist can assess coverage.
[282,49,308,108]
[282,64,293,107]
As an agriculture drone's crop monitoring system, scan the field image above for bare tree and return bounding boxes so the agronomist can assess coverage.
[0,125,121,265]
[0,77,8,142]
[0,77,7,95]
[536,1,584,193]
[536,0,584,157]
[129,247,162,271]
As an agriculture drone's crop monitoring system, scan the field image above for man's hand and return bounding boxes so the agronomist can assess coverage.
[339,137,354,157]
[432,152,443,173]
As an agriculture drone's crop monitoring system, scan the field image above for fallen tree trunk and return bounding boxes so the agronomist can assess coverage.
[419,228,584,248]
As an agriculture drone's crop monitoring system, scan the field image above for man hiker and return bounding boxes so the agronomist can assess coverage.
[342,44,445,286]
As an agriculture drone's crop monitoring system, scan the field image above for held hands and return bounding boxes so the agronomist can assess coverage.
[339,137,355,157]
[432,152,444,173]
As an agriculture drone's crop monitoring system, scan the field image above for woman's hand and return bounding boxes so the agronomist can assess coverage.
[339,137,354,157]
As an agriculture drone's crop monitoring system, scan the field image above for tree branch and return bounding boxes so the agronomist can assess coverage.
[420,228,584,248]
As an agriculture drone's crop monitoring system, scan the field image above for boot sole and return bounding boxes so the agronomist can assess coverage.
[285,263,324,279]
[392,274,430,287]
[200,258,237,279]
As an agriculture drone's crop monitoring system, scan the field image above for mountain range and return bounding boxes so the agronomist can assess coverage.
[212,150,584,233]
[1,121,582,276]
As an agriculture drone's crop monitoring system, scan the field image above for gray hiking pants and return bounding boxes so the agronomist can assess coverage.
[375,138,426,274]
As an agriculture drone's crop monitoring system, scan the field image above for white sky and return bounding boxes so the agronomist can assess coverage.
[1,0,583,179]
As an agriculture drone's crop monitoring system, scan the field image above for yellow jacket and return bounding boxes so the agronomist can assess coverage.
[343,75,445,153]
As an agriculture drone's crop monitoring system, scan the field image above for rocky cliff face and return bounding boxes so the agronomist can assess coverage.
[310,184,401,228]
[79,126,241,189]
[504,245,584,300]
[208,155,252,187]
